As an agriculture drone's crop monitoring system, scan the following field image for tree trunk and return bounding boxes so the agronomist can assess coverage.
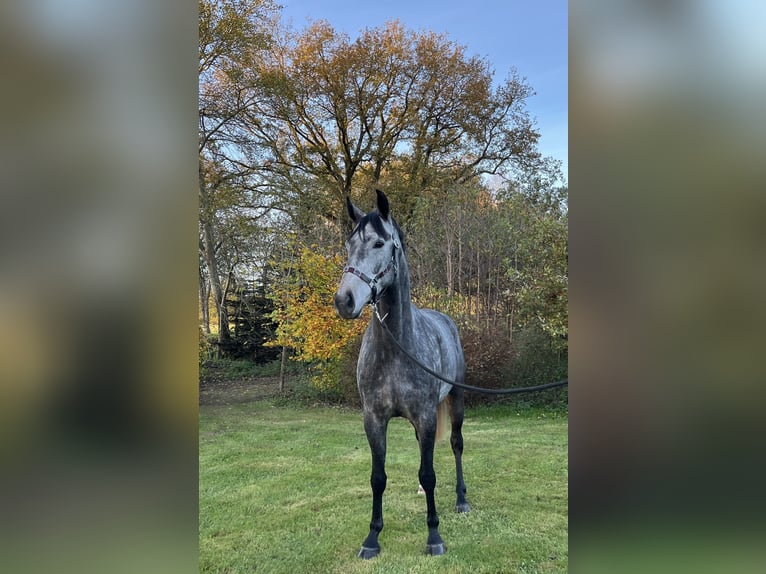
[279,345,288,392]
[508,299,515,344]
[475,248,481,326]
[486,264,492,330]
[199,180,230,343]
[199,267,211,335]
[467,246,474,318]
[446,230,453,297]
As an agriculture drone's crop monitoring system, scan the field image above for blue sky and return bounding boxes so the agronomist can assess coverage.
[279,0,568,182]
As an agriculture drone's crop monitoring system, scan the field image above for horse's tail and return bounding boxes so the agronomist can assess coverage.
[436,396,451,442]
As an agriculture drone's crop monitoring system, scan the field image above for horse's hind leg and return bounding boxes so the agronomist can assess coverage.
[449,389,471,513]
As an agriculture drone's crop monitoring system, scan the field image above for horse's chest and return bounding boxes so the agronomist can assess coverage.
[357,353,437,414]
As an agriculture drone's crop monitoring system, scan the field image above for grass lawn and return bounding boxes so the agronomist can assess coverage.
[199,398,567,573]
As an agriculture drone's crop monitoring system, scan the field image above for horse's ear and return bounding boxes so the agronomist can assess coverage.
[346,195,364,223]
[376,189,390,220]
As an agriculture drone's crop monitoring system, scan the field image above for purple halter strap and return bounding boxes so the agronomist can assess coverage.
[342,242,399,303]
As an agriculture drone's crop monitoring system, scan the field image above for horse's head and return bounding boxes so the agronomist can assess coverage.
[334,190,403,319]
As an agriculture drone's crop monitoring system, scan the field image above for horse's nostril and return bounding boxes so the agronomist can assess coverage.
[335,291,354,314]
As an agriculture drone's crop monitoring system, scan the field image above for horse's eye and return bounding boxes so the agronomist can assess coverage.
[373,240,385,249]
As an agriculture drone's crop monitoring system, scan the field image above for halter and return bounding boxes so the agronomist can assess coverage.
[342,239,400,304]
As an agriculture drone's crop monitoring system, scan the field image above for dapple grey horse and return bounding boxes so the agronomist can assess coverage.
[334,190,470,559]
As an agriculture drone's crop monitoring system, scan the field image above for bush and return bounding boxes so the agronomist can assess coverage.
[461,325,515,397]
[502,326,568,409]
[288,332,362,406]
[199,327,217,369]
[335,333,363,407]
[460,325,567,408]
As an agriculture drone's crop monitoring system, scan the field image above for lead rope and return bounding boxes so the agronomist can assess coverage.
[371,300,568,396]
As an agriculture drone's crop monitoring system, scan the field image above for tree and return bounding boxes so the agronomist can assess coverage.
[499,183,568,346]
[406,172,567,345]
[198,0,279,345]
[245,20,541,225]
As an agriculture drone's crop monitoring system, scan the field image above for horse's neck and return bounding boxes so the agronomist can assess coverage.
[375,258,413,340]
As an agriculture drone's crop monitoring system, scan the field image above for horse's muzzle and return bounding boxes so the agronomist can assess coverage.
[334,289,361,319]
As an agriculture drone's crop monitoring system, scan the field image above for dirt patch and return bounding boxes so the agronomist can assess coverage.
[200,364,282,405]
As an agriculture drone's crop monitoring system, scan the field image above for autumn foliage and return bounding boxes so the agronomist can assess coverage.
[269,243,367,389]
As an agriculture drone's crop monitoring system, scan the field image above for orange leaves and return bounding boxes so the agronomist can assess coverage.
[269,244,367,364]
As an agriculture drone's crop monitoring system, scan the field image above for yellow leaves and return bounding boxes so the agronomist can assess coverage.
[269,243,367,365]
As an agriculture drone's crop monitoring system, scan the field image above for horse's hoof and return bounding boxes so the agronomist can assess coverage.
[357,546,380,559]
[456,502,471,513]
[426,543,446,556]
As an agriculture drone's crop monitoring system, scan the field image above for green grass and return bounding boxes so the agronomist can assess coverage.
[199,401,567,573]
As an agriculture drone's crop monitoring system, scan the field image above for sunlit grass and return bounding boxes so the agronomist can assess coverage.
[200,401,567,573]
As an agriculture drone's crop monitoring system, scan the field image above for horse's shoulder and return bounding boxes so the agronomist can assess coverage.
[416,305,451,321]
[413,306,458,334]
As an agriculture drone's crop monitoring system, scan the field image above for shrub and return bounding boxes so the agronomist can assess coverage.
[199,327,217,368]
[503,326,568,409]
[268,243,367,395]
[461,325,515,395]
[460,325,567,408]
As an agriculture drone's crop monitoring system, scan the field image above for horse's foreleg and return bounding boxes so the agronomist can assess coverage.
[417,418,445,556]
[358,413,388,559]
[449,388,471,513]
